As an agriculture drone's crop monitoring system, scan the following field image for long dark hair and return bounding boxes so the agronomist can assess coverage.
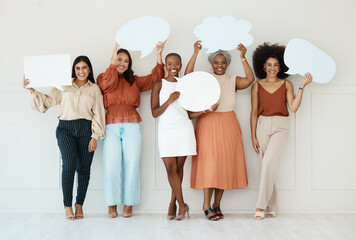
[72,55,95,83]
[117,48,135,85]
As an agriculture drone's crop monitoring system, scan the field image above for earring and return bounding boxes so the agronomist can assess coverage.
[263,67,266,72]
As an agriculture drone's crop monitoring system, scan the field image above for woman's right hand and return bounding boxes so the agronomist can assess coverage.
[23,75,34,93]
[167,91,180,104]
[194,41,202,54]
[252,137,260,154]
[203,103,219,113]
[111,43,120,66]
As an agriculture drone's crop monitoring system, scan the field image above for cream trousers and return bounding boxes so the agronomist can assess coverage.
[256,115,289,211]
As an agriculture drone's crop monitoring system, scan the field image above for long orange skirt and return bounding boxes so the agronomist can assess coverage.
[190,111,248,189]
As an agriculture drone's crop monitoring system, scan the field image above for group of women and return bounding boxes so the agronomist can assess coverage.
[22,39,312,221]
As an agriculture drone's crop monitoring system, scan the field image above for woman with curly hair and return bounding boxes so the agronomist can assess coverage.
[186,41,254,221]
[251,43,312,220]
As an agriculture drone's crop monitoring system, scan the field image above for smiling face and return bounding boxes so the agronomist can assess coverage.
[264,57,280,78]
[165,55,182,77]
[74,61,91,81]
[116,52,130,74]
[212,54,227,75]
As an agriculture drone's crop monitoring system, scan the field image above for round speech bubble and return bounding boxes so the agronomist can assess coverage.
[284,38,336,84]
[175,71,221,112]
[194,16,254,53]
[115,16,170,58]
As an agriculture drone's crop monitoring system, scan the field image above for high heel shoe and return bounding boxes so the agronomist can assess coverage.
[175,204,189,220]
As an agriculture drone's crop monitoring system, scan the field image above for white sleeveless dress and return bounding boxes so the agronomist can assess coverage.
[158,79,197,158]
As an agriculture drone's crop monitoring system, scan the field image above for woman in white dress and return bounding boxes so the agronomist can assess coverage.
[151,53,196,220]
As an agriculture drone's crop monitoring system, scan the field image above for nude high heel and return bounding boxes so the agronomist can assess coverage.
[175,204,189,220]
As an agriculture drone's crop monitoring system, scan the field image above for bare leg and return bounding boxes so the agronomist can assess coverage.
[163,157,185,215]
[213,188,224,219]
[203,188,218,220]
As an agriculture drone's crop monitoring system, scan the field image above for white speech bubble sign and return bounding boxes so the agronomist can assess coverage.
[284,38,336,84]
[24,54,72,90]
[194,16,254,53]
[175,71,221,112]
[115,16,170,58]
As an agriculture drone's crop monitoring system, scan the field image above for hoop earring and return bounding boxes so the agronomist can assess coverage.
[263,67,266,72]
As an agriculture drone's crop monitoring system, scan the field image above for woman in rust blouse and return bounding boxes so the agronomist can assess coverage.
[250,43,312,220]
[97,42,165,218]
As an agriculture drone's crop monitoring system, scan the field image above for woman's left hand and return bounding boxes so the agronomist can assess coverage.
[156,41,166,54]
[88,138,97,152]
[301,73,313,88]
[237,43,247,59]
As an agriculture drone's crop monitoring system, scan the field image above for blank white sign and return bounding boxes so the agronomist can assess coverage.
[23,54,72,89]
[175,71,220,112]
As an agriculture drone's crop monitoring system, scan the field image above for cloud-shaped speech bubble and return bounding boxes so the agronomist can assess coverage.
[284,38,336,84]
[115,16,170,58]
[194,16,253,53]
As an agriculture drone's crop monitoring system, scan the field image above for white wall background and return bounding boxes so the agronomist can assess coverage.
[1,0,356,213]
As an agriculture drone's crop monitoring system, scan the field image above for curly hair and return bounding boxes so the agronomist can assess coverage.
[117,48,135,85]
[252,42,289,79]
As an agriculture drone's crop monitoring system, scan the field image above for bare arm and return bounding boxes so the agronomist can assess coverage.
[286,73,312,113]
[184,41,202,75]
[151,81,180,118]
[235,44,255,90]
[250,82,260,153]
[156,41,165,65]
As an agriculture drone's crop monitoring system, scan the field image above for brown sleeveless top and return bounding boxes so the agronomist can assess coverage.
[257,81,289,117]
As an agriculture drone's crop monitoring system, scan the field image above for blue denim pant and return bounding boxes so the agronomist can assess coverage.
[103,122,142,206]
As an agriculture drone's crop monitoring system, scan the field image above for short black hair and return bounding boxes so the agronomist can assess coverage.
[72,56,95,83]
[165,53,181,63]
[252,42,289,79]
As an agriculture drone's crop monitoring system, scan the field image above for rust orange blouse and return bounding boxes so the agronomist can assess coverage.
[97,63,164,124]
[257,81,289,117]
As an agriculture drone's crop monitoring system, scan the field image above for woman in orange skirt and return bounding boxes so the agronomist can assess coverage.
[185,41,255,220]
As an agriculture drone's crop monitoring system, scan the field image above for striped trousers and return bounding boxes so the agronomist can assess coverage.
[56,119,94,207]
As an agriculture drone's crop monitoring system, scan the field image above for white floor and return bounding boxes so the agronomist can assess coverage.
[1,213,356,240]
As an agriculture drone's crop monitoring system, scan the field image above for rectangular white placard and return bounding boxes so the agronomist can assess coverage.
[23,54,72,89]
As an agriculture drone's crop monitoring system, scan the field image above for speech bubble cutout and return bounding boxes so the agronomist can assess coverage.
[24,54,72,90]
[284,38,336,84]
[175,71,221,112]
[194,16,253,53]
[115,16,170,58]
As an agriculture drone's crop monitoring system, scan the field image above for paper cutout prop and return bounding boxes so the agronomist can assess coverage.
[115,16,170,58]
[23,54,71,90]
[284,38,336,83]
[194,16,253,53]
[175,71,221,112]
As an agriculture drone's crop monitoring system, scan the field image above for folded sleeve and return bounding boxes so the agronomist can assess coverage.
[31,88,62,113]
[136,63,165,92]
[90,88,106,140]
[97,64,119,93]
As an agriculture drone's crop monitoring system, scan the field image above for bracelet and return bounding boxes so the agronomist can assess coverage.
[241,58,247,62]
[299,87,304,91]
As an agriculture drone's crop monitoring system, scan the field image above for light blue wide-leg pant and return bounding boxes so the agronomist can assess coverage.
[103,122,141,206]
